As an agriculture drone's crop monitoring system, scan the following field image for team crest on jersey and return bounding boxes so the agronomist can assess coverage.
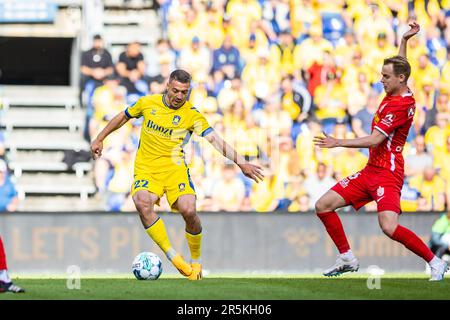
[377,186,384,197]
[178,183,186,191]
[151,109,156,115]
[339,178,350,188]
[172,115,181,125]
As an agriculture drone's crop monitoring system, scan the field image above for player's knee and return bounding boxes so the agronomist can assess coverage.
[379,221,396,237]
[180,206,196,220]
[315,197,330,213]
[133,195,151,214]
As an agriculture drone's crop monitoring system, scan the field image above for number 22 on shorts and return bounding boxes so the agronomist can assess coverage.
[134,180,149,190]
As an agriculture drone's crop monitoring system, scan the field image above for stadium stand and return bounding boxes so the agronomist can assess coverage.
[1,0,450,213]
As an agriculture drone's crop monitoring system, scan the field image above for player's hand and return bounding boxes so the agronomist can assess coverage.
[313,132,339,148]
[402,21,420,41]
[238,162,264,183]
[91,139,103,160]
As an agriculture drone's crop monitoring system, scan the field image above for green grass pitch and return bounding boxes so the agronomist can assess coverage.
[1,274,449,300]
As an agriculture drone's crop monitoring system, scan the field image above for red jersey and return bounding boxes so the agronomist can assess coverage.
[368,90,415,181]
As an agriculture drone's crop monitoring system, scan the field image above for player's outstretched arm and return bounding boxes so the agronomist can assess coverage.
[204,130,264,183]
[398,21,420,59]
[314,129,386,149]
[91,111,130,160]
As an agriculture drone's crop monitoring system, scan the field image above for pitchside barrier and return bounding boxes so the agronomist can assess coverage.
[0,212,442,274]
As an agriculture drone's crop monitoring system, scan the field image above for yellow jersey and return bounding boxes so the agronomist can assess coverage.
[124,94,212,174]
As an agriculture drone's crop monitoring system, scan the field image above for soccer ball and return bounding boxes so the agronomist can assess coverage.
[132,252,163,280]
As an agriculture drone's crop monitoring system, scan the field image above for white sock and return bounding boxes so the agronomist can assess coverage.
[340,250,355,261]
[166,248,177,261]
[429,256,442,268]
[0,270,11,283]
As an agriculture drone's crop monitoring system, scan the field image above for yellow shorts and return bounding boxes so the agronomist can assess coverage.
[131,164,196,209]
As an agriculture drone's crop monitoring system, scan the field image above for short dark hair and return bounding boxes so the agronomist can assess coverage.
[169,69,191,84]
[93,34,102,40]
[383,55,411,82]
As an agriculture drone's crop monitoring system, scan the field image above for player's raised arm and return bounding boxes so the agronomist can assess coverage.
[313,130,386,149]
[91,111,130,160]
[203,130,264,183]
[398,21,420,59]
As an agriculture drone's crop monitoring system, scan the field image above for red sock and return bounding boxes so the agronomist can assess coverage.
[391,225,434,262]
[317,211,350,254]
[0,236,7,270]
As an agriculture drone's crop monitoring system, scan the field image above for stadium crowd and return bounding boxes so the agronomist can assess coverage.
[79,0,450,213]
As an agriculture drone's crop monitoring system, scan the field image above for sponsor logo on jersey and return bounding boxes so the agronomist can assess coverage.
[408,107,414,118]
[178,183,186,191]
[151,109,156,115]
[146,119,173,137]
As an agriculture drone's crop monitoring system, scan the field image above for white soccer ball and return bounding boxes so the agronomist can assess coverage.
[132,252,163,280]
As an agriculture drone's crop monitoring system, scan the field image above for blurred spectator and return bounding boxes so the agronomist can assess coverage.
[211,34,242,79]
[405,135,433,178]
[211,163,246,211]
[226,0,263,49]
[279,74,311,140]
[409,166,446,211]
[116,41,150,100]
[80,34,114,105]
[290,0,320,40]
[293,25,334,80]
[441,49,450,93]
[304,162,336,209]
[256,95,292,138]
[0,132,5,160]
[269,30,296,76]
[89,74,127,143]
[351,89,379,138]
[0,160,18,212]
[305,49,337,97]
[217,75,254,113]
[250,162,284,212]
[261,0,290,36]
[365,32,397,78]
[332,147,367,181]
[149,57,171,94]
[106,145,135,211]
[178,36,211,81]
[424,112,450,157]
[412,53,440,95]
[279,74,310,121]
[148,38,177,76]
[242,47,281,100]
[313,71,348,133]
[429,212,450,258]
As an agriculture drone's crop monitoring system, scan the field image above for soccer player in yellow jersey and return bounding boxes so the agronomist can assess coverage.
[91,70,263,280]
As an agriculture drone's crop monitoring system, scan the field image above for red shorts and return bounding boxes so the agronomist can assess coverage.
[331,165,403,214]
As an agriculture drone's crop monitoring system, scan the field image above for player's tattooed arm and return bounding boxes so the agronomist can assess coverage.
[91,111,130,159]
[204,130,264,182]
[314,129,386,149]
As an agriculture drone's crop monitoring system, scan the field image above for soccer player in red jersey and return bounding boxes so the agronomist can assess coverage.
[0,236,25,293]
[313,22,448,281]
